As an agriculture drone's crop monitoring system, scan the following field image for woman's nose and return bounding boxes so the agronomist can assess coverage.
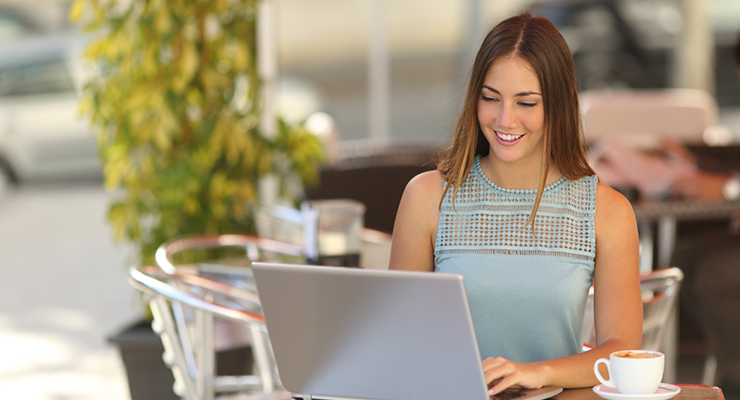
[498,104,517,129]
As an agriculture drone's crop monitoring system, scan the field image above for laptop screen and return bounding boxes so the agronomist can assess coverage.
[251,262,490,400]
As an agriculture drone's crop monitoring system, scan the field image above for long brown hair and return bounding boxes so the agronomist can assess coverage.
[437,12,594,227]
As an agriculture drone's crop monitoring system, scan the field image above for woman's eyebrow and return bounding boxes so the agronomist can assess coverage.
[482,85,541,97]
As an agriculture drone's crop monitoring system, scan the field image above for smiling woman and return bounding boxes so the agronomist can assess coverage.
[477,56,546,180]
[389,12,643,397]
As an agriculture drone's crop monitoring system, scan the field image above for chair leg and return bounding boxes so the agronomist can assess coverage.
[702,354,718,385]
[152,296,201,400]
[196,309,216,400]
[174,301,198,380]
[251,326,274,392]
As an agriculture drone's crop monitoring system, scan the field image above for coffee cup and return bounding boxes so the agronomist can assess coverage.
[593,350,665,394]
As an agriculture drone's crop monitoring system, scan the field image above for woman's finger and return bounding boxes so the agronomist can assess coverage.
[483,358,518,392]
[488,369,523,395]
[482,356,508,369]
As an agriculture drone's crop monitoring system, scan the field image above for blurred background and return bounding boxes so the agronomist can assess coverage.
[1,0,739,398]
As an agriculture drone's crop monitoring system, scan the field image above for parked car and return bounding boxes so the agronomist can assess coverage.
[0,6,44,44]
[0,32,101,197]
[0,31,329,200]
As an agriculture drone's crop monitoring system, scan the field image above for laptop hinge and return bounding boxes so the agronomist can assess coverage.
[292,395,312,400]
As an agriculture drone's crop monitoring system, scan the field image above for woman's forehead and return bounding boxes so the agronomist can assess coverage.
[482,55,541,92]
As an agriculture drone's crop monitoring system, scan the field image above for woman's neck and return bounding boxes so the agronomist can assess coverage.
[479,154,562,190]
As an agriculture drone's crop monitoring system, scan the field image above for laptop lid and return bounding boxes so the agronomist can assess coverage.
[251,262,490,400]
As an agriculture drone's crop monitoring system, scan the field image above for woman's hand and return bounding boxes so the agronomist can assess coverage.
[483,357,549,395]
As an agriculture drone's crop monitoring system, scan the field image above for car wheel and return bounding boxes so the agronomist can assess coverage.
[0,163,16,201]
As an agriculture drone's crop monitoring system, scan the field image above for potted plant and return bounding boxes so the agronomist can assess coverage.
[69,0,324,398]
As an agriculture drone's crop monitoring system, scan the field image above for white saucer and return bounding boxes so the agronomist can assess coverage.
[592,383,681,400]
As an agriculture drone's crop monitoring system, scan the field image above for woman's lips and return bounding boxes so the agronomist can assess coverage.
[495,130,524,145]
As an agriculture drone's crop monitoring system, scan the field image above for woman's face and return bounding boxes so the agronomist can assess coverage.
[477,55,545,168]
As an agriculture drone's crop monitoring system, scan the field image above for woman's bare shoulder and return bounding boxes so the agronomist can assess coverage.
[594,182,637,230]
[395,170,445,231]
[397,170,445,219]
[389,170,444,270]
[595,183,633,212]
[405,170,444,197]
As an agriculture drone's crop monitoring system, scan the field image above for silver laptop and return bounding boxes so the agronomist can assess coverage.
[251,262,563,400]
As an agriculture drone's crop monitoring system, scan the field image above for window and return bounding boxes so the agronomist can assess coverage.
[0,57,75,97]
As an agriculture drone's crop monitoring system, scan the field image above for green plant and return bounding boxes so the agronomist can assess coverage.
[71,0,325,265]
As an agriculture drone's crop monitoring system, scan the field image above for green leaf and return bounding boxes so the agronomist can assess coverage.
[78,0,326,266]
[68,0,86,23]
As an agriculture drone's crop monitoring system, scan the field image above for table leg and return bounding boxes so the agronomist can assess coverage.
[655,216,679,382]
[638,221,654,273]
[663,307,678,383]
[639,217,679,382]
[657,216,677,270]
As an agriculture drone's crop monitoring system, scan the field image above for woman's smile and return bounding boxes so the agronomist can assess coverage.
[495,130,524,143]
[477,55,545,169]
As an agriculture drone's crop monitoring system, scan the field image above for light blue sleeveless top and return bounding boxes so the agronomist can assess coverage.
[435,156,596,363]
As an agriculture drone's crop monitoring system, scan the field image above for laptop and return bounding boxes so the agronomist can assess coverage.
[251,262,563,400]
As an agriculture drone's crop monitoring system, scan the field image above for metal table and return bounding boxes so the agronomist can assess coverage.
[632,199,740,272]
[631,199,740,383]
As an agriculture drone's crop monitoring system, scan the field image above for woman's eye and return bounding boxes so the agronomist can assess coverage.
[519,102,537,108]
[481,95,499,103]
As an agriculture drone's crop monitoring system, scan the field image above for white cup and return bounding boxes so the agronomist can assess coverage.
[593,350,665,394]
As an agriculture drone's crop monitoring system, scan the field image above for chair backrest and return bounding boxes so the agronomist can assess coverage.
[130,265,281,400]
[639,267,684,351]
[155,233,304,274]
[581,267,684,351]
[580,89,717,146]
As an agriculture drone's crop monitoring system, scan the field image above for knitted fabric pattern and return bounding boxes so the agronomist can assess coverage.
[435,156,597,261]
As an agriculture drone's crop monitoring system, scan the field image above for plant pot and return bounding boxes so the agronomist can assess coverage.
[110,319,255,400]
[109,319,179,400]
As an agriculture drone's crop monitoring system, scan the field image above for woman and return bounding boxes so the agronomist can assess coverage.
[389,12,643,395]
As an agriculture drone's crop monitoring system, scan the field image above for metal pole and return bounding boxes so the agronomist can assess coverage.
[673,0,714,93]
[258,0,278,139]
[369,0,390,141]
[460,0,482,78]
[258,0,279,207]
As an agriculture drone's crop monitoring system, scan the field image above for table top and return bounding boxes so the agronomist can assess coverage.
[244,384,725,400]
[553,384,724,400]
[632,199,740,222]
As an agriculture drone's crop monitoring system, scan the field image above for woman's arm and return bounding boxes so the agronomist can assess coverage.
[388,170,444,271]
[591,183,644,350]
[485,183,643,393]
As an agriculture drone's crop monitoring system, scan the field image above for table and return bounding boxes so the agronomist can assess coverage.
[217,383,727,400]
[553,384,725,400]
[632,199,740,272]
[631,199,740,383]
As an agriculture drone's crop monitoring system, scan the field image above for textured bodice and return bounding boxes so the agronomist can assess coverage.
[434,156,597,362]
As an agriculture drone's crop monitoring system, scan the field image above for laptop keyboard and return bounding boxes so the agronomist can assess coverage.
[491,390,527,400]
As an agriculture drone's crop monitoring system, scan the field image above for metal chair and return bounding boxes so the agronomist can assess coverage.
[581,267,684,352]
[130,264,289,400]
[146,234,304,400]
[640,267,684,351]
[147,229,392,400]
[155,233,303,274]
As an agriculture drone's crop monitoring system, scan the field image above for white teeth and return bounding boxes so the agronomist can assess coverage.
[496,131,523,141]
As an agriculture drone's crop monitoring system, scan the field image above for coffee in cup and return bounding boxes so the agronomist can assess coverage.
[594,350,665,394]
